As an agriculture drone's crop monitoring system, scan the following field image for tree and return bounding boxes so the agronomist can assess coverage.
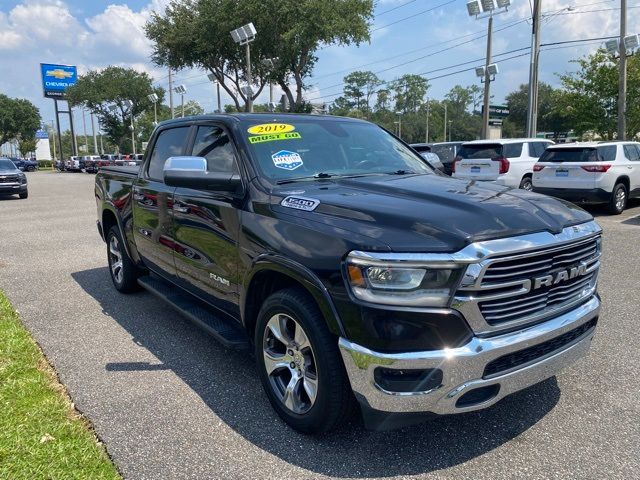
[66,67,164,152]
[146,0,373,112]
[343,71,381,114]
[18,136,38,157]
[504,82,571,137]
[0,94,41,147]
[389,74,429,113]
[558,50,619,139]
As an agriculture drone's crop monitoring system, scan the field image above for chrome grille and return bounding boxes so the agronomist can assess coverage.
[0,175,19,183]
[455,235,601,331]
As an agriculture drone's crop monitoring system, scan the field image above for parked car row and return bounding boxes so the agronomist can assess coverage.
[415,138,638,214]
[60,154,144,173]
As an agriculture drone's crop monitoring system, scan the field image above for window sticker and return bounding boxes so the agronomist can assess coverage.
[281,196,320,211]
[272,150,303,170]
[248,132,301,144]
[247,123,295,135]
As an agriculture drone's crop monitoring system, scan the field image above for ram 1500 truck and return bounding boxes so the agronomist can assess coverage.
[95,114,602,433]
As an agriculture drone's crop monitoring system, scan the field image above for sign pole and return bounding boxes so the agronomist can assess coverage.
[68,104,77,156]
[54,99,64,168]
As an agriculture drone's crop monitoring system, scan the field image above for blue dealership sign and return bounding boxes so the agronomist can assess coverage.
[40,63,77,99]
[35,129,49,139]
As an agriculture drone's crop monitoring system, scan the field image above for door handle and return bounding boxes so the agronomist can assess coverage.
[627,166,633,170]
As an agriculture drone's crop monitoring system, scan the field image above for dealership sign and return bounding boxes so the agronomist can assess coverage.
[40,63,77,99]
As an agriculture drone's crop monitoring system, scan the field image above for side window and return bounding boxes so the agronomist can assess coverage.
[147,127,190,180]
[530,142,549,158]
[503,143,523,158]
[191,125,238,173]
[597,145,617,162]
[624,144,640,161]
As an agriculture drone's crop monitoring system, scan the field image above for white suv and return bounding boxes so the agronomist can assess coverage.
[532,141,640,214]
[452,138,553,190]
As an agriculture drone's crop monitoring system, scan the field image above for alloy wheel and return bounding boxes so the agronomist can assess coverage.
[262,313,318,414]
[109,235,124,284]
[615,188,626,211]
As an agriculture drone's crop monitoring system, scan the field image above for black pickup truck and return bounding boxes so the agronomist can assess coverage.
[95,114,602,433]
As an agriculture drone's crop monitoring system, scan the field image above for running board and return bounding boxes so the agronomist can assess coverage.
[137,275,250,351]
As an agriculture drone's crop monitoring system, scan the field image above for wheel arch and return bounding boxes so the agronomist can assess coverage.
[614,175,630,191]
[101,204,134,260]
[241,256,346,341]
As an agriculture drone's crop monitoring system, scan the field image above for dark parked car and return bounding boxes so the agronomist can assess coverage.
[409,143,445,173]
[96,114,602,433]
[10,157,38,172]
[429,142,465,176]
[0,157,28,198]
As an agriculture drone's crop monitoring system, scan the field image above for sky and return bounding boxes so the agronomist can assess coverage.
[0,0,636,135]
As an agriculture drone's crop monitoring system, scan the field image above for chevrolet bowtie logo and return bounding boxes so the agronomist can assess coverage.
[46,69,73,79]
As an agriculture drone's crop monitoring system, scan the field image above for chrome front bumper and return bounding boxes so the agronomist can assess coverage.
[339,295,599,415]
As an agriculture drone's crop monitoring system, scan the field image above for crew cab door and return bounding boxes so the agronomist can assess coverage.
[171,123,243,317]
[132,125,190,281]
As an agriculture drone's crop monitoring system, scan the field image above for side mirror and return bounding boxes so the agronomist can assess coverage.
[163,156,242,193]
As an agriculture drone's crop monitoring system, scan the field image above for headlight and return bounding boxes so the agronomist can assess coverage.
[345,252,462,307]
[20,174,27,184]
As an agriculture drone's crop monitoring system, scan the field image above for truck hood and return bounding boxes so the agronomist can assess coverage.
[270,174,593,252]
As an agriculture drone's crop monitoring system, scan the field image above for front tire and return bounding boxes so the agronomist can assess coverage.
[255,288,354,434]
[608,183,627,214]
[19,191,28,199]
[106,226,141,293]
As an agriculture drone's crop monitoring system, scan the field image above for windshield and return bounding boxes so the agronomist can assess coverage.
[240,118,433,181]
[0,159,17,170]
[540,146,616,163]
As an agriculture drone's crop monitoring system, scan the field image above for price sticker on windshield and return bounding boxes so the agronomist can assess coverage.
[247,123,295,135]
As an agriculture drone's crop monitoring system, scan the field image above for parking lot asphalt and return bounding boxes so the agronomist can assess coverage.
[1,171,639,480]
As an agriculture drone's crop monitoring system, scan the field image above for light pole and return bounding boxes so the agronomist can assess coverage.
[443,102,447,142]
[207,73,222,113]
[90,113,98,154]
[173,85,187,118]
[448,121,453,142]
[526,0,542,137]
[148,93,159,125]
[230,22,257,112]
[261,57,279,105]
[395,111,403,139]
[424,98,430,143]
[123,100,136,155]
[467,0,511,139]
[81,108,89,154]
[49,120,57,162]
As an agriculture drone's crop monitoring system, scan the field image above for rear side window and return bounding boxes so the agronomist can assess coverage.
[598,145,617,161]
[503,143,523,158]
[147,127,189,180]
[529,142,548,158]
[623,144,640,161]
[431,144,456,161]
[191,125,238,173]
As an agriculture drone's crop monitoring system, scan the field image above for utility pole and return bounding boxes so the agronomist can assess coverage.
[168,68,174,119]
[90,113,98,154]
[526,0,542,137]
[217,82,222,113]
[481,14,493,139]
[618,0,627,140]
[50,120,57,161]
[443,102,448,142]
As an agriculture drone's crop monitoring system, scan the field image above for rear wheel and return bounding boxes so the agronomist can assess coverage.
[608,183,627,214]
[255,288,354,433]
[519,175,533,191]
[106,226,142,293]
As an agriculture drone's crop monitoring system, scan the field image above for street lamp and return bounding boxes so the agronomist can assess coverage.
[467,0,511,139]
[230,22,257,112]
[147,93,159,125]
[261,57,279,104]
[122,100,136,155]
[173,85,187,118]
[206,73,222,113]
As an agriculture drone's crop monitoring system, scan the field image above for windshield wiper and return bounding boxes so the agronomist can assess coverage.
[388,169,415,175]
[276,172,338,184]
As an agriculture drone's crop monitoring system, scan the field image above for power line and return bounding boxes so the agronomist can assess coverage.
[376,0,420,16]
[372,0,458,32]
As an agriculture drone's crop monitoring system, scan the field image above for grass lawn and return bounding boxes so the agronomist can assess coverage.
[0,292,121,480]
